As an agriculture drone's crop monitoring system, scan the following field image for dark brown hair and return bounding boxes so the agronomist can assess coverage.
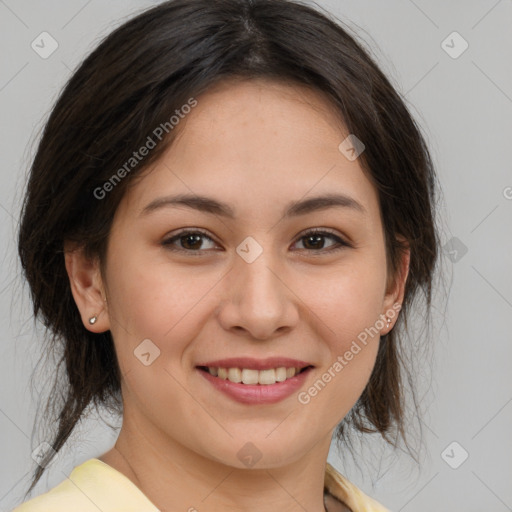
[18,0,441,496]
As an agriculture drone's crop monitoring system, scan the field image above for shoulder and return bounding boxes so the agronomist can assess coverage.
[11,458,159,512]
[324,462,391,512]
[11,476,96,512]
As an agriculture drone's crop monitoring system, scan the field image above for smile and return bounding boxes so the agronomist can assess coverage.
[197,366,311,385]
[196,364,314,405]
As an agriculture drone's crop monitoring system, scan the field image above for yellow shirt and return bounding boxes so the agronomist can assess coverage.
[12,458,390,512]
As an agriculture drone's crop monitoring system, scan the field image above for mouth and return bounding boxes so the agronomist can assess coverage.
[195,357,314,404]
[196,365,313,385]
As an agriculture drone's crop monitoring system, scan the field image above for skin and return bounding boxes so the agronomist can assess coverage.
[65,78,409,512]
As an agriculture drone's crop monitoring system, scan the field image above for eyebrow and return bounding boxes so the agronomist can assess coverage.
[140,192,367,219]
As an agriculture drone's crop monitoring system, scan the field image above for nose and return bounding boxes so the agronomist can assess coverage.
[216,249,300,340]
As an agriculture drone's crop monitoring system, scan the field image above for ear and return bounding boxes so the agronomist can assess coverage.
[64,241,110,333]
[381,236,410,335]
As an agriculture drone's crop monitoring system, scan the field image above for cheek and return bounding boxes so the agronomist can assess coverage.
[301,252,387,344]
[297,271,383,422]
[105,244,214,341]
[294,255,385,407]
[103,251,210,426]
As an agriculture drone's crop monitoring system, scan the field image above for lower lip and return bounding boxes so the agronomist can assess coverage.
[197,367,313,405]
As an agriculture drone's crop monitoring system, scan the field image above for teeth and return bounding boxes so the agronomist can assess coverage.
[275,367,287,382]
[258,369,276,385]
[204,366,307,385]
[241,369,259,385]
[227,368,242,383]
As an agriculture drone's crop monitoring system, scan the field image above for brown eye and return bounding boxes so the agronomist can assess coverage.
[293,230,350,253]
[178,233,204,250]
[162,230,218,253]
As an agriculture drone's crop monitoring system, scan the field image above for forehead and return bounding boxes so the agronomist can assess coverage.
[179,78,348,159]
[118,78,380,223]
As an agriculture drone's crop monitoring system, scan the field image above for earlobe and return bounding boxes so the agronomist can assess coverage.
[64,242,109,333]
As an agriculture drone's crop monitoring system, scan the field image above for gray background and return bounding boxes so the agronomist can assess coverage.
[1,1,511,510]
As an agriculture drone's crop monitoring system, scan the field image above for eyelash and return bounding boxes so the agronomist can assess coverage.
[161,228,352,255]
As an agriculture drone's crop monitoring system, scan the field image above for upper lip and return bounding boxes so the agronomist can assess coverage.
[196,357,313,371]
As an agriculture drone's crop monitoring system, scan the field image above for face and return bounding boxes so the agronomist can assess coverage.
[72,78,407,469]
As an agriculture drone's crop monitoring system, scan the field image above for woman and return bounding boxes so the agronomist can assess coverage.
[14,0,440,510]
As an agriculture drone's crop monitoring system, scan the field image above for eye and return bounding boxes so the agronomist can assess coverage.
[161,229,219,253]
[161,228,351,255]
[292,229,351,253]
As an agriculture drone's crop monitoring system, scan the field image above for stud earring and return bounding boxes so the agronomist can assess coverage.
[386,317,391,328]
[89,316,98,325]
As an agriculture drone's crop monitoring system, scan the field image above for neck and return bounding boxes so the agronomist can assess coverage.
[100,406,333,512]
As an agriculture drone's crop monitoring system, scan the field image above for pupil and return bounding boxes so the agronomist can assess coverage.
[183,234,202,250]
[305,235,323,249]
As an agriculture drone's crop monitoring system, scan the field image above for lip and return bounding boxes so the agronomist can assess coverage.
[196,365,314,405]
[195,357,312,371]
